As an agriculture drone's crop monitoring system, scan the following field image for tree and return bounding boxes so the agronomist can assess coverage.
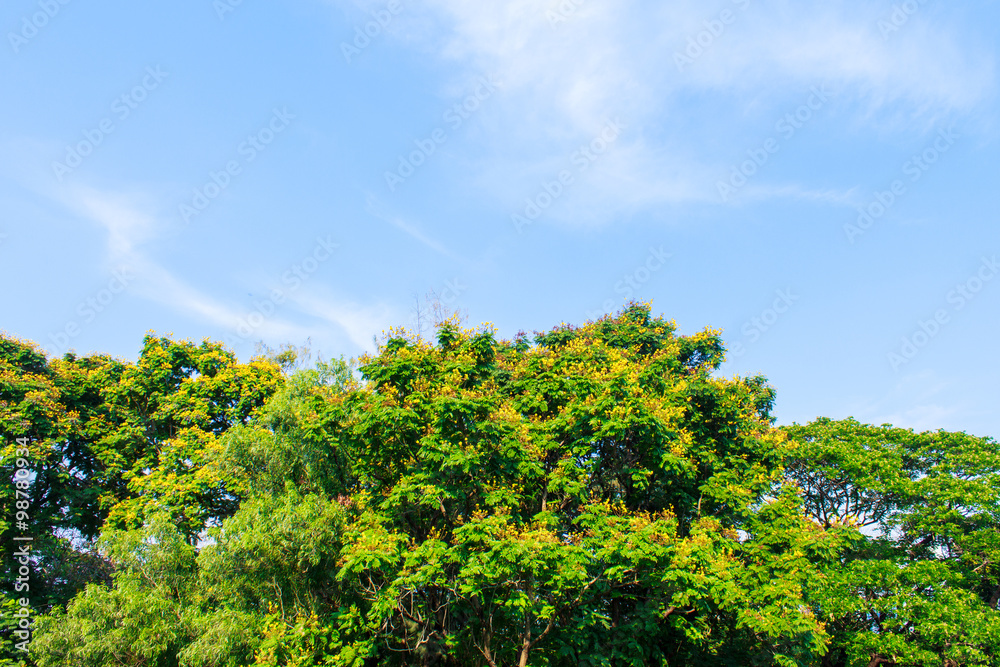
[0,335,122,627]
[783,418,1000,667]
[0,332,283,664]
[97,334,285,540]
[322,305,832,666]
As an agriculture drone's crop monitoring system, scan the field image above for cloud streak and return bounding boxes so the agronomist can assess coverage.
[364,192,458,258]
[48,183,392,355]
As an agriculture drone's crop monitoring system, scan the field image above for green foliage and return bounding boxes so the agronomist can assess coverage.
[4,307,999,666]
[783,417,1000,666]
[218,357,356,500]
[99,334,285,539]
[318,305,821,665]
[0,335,121,622]
[0,332,283,662]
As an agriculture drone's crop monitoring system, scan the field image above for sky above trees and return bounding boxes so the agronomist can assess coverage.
[1,0,997,439]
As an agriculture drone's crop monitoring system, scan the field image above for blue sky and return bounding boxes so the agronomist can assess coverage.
[2,0,998,439]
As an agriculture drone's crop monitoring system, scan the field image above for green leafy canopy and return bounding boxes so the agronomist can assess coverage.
[1,305,996,667]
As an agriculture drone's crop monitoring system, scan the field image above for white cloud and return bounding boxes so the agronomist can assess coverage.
[0,134,401,356]
[288,287,395,350]
[850,369,963,432]
[348,0,994,214]
[58,185,159,256]
[364,191,458,258]
[48,184,393,354]
[735,183,861,206]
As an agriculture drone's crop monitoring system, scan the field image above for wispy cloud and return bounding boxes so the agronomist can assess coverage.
[850,369,963,432]
[51,184,245,327]
[339,0,994,215]
[736,184,862,206]
[45,183,393,354]
[364,191,458,258]
[289,287,394,350]
[59,186,160,256]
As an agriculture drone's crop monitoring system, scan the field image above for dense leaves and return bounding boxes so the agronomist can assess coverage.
[783,418,1000,667]
[0,333,283,662]
[1,305,997,666]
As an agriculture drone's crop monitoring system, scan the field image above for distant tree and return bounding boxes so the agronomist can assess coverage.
[411,289,468,342]
[783,418,1000,667]
[253,339,314,374]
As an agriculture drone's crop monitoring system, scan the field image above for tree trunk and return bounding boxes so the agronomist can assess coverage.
[517,611,533,667]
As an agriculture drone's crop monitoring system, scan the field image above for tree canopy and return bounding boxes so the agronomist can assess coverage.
[1,304,997,666]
